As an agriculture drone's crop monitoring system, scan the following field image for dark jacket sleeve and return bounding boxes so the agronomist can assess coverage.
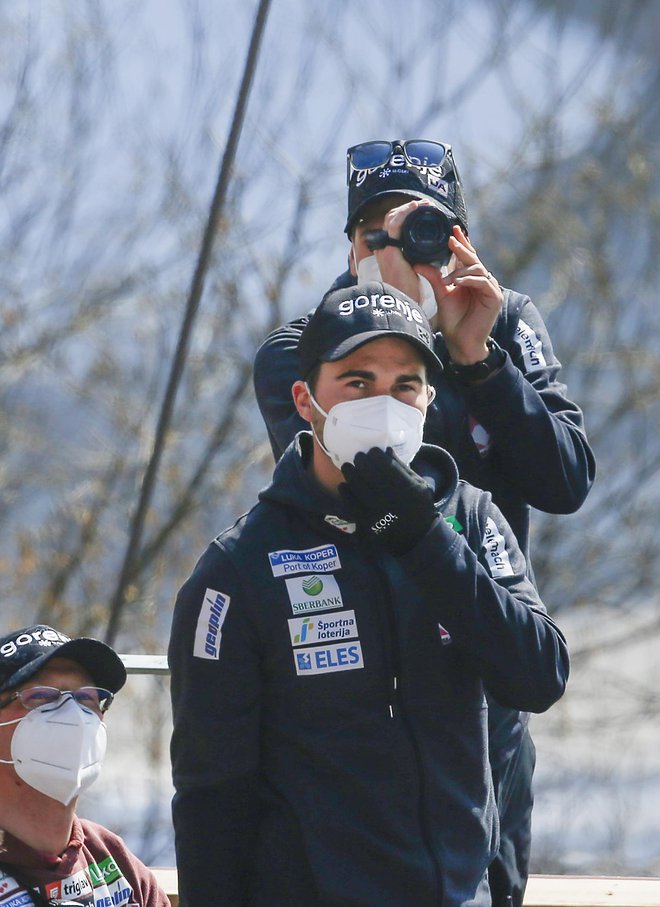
[464,289,595,513]
[402,494,570,713]
[168,544,261,907]
[253,314,312,462]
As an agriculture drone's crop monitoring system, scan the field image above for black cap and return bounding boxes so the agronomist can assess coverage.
[0,625,127,694]
[345,141,468,236]
[298,282,441,378]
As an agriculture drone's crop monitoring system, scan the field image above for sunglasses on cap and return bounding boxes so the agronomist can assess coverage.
[346,140,450,183]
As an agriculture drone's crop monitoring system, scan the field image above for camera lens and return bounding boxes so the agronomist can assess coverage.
[400,207,452,265]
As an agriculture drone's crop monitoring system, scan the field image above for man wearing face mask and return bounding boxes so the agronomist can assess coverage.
[253,139,595,907]
[0,624,171,907]
[169,282,569,907]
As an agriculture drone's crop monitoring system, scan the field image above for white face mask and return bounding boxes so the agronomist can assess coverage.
[309,391,425,469]
[0,695,107,805]
[355,252,439,320]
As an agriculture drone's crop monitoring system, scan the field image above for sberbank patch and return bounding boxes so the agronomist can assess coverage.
[285,573,343,614]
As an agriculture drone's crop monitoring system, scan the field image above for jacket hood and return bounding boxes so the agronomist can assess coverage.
[259,433,459,523]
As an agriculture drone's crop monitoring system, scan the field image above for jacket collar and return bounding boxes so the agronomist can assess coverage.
[260,433,459,521]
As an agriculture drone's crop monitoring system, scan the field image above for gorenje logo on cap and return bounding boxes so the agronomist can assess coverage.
[0,628,70,659]
[353,152,448,190]
[338,291,425,325]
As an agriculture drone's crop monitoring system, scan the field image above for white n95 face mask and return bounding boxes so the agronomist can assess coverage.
[309,391,425,469]
[0,695,107,805]
[356,253,438,320]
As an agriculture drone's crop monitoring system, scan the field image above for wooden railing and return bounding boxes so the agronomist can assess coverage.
[149,871,660,907]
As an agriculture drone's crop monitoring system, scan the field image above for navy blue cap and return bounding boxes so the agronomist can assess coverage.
[0,625,127,694]
[299,282,441,378]
[345,141,468,235]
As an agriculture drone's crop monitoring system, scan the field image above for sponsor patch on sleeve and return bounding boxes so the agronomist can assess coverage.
[515,318,547,371]
[294,640,364,676]
[268,544,341,577]
[193,588,231,660]
[482,517,514,578]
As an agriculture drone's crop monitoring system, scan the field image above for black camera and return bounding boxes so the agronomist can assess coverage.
[364,206,453,267]
[400,206,453,265]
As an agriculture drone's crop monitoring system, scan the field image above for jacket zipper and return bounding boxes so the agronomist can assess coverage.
[374,552,445,906]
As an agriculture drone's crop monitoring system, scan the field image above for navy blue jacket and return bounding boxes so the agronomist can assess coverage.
[169,437,569,907]
[253,279,593,779]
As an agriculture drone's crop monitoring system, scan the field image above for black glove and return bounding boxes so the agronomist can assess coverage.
[339,447,438,555]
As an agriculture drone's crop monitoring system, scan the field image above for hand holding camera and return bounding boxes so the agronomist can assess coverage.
[365,203,454,267]
[414,224,505,366]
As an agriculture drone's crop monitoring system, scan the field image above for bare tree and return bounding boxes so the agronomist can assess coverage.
[0,0,657,873]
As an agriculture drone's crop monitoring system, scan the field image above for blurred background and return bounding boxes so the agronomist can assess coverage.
[1,0,658,875]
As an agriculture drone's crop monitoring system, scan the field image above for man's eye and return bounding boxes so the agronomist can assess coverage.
[24,688,56,705]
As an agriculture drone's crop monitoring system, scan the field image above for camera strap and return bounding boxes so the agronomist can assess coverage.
[363,229,404,252]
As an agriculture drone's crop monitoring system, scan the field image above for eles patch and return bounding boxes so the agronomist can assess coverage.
[294,641,364,676]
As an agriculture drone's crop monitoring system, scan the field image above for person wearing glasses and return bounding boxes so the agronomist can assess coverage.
[253,140,595,907]
[0,623,170,907]
[170,284,569,907]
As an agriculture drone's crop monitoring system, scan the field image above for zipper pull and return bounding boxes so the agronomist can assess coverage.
[388,675,398,718]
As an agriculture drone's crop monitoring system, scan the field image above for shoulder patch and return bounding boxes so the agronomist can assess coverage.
[194,588,231,660]
[482,517,514,578]
[514,318,547,371]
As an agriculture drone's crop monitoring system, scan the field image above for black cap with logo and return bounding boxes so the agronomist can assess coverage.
[345,140,468,236]
[0,625,127,694]
[298,282,442,378]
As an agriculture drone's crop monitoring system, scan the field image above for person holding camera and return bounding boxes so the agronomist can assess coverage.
[0,624,171,907]
[170,282,569,906]
[252,139,595,907]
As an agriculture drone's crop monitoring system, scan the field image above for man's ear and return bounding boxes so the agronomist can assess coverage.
[292,380,313,422]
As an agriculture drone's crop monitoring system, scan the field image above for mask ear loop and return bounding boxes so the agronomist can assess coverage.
[305,384,333,459]
[0,715,24,729]
[349,244,357,276]
[0,712,25,764]
[427,385,436,404]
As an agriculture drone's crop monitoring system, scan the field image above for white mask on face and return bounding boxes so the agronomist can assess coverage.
[0,696,107,805]
[308,390,425,469]
[355,252,439,320]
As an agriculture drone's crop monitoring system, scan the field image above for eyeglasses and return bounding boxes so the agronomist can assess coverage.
[346,140,450,183]
[0,685,114,715]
